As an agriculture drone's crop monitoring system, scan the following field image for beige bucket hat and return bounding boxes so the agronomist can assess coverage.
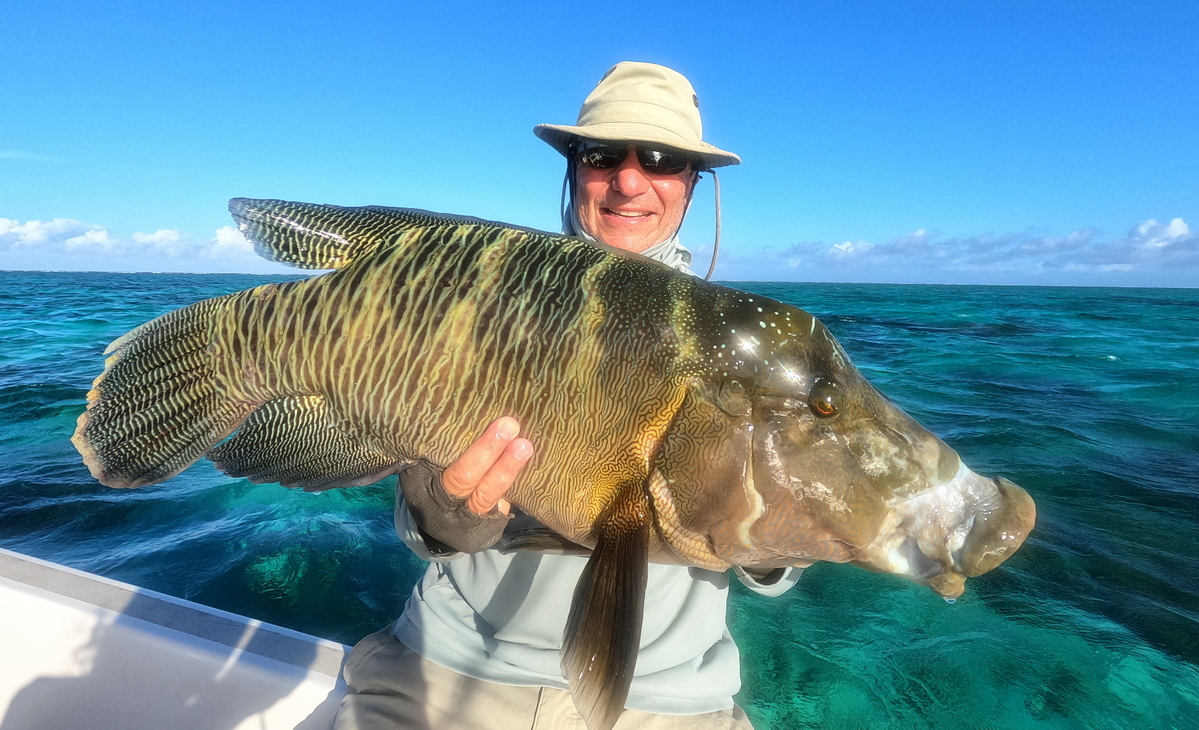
[534,61,741,170]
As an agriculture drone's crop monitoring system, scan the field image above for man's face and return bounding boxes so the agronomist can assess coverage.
[574,144,697,253]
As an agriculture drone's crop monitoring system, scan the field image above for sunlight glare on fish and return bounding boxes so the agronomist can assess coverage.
[779,362,804,385]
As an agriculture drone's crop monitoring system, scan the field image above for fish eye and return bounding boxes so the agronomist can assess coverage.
[808,380,840,418]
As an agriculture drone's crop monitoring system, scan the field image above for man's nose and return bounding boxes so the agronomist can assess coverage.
[611,146,651,196]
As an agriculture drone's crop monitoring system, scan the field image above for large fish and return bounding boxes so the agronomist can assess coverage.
[73,199,1036,730]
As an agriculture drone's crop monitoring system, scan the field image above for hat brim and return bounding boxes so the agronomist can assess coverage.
[534,122,741,169]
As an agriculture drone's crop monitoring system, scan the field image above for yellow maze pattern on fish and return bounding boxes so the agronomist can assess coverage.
[78,214,707,543]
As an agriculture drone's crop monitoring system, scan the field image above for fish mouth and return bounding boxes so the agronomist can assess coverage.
[959,475,1036,576]
[894,535,944,579]
[866,465,1036,599]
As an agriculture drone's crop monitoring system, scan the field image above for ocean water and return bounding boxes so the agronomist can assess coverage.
[1,270,1197,729]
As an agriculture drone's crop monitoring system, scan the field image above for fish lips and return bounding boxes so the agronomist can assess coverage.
[864,468,1036,599]
[959,475,1036,577]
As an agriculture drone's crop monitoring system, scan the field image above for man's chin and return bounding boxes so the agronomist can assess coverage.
[600,234,657,254]
[593,224,664,254]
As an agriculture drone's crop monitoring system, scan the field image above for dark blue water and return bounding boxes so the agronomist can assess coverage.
[2,270,1197,728]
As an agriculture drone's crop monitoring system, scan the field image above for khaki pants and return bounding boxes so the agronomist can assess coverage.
[331,627,755,730]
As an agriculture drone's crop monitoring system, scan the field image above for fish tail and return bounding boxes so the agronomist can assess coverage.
[72,296,258,488]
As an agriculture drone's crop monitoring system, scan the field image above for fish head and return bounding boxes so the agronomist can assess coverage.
[660,294,1035,598]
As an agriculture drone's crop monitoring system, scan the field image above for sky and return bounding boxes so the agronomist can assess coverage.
[2,1,1197,286]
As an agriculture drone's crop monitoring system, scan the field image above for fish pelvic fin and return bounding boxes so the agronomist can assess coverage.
[228,198,500,270]
[562,482,651,730]
[72,297,257,488]
[208,395,402,491]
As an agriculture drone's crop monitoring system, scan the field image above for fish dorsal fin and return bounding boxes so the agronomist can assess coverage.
[208,395,403,491]
[562,482,651,730]
[228,198,498,270]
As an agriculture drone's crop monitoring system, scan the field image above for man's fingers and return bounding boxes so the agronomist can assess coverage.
[441,417,521,500]
[466,438,533,516]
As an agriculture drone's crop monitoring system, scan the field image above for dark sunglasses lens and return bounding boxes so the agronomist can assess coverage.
[577,145,626,169]
[575,143,692,174]
[637,149,690,174]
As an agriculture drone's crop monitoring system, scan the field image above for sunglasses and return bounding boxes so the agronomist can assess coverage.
[572,141,697,175]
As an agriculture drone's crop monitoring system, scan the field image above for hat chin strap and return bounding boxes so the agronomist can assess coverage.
[558,162,723,281]
[702,169,721,281]
[559,159,574,234]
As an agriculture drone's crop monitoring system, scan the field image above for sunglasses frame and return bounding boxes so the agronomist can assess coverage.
[572,141,698,176]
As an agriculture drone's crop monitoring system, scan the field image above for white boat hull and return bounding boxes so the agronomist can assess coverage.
[0,548,348,729]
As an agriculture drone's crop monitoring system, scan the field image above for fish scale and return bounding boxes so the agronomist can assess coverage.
[73,198,1035,730]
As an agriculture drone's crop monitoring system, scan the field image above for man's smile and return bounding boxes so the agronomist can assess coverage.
[603,207,655,219]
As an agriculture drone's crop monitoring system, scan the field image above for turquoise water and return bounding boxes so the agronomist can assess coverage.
[1,270,1197,728]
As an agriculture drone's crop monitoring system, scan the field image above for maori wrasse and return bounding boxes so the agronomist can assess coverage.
[73,199,1036,730]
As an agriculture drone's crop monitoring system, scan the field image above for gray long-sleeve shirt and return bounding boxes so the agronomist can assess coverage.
[389,238,801,714]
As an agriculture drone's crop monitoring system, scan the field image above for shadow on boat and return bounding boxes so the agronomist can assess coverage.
[0,548,347,730]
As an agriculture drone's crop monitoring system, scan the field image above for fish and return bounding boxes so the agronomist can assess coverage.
[72,198,1036,730]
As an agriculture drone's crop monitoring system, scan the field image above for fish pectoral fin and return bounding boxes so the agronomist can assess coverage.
[496,528,592,556]
[208,395,401,491]
[561,484,651,730]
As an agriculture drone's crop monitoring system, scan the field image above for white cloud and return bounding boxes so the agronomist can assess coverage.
[718,218,1197,286]
[0,216,292,274]
[1,218,147,257]
[0,219,266,260]
[131,229,187,256]
[1127,218,1191,250]
[0,150,53,161]
[0,217,104,248]
[63,228,120,253]
[204,225,256,259]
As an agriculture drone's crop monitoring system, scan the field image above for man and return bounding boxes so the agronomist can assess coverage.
[332,62,800,730]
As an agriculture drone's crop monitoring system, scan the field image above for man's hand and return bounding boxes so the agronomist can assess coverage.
[441,416,534,516]
[397,417,534,555]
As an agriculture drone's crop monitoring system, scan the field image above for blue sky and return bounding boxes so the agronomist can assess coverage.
[3,1,1196,286]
